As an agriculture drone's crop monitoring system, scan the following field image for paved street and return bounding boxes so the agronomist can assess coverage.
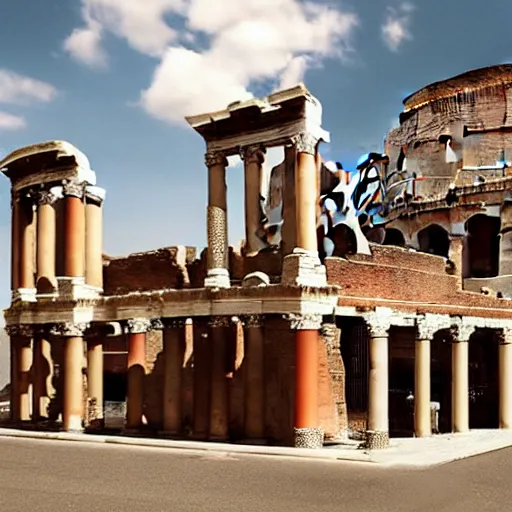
[0,437,511,512]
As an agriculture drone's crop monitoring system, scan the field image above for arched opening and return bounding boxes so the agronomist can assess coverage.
[331,224,357,257]
[431,330,452,433]
[417,224,450,257]
[383,228,406,247]
[465,214,501,278]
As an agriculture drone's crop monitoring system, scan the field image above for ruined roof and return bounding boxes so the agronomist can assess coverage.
[0,140,96,191]
[404,64,512,112]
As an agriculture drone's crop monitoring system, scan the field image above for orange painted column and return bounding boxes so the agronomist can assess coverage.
[126,318,150,431]
[35,190,57,291]
[291,313,324,448]
[18,194,36,289]
[51,323,87,432]
[63,180,85,277]
[85,187,105,289]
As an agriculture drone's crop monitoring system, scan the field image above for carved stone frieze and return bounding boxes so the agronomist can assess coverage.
[205,151,228,168]
[126,318,152,334]
[285,313,323,331]
[50,322,89,337]
[240,145,266,164]
[62,179,85,199]
[292,132,319,155]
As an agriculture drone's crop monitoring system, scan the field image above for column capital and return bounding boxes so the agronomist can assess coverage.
[451,322,474,343]
[284,313,322,330]
[240,145,266,164]
[62,179,86,199]
[205,151,229,168]
[126,318,152,334]
[364,314,392,338]
[34,189,58,207]
[498,328,512,345]
[85,186,106,205]
[416,316,440,341]
[242,314,265,328]
[292,132,319,155]
[5,324,36,337]
[50,322,89,337]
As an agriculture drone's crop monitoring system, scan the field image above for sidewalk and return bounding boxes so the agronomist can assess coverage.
[0,427,511,468]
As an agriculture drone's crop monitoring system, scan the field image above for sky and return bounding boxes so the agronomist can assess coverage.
[0,0,511,310]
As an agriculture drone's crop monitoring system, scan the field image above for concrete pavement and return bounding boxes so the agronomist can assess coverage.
[1,435,512,512]
[1,427,512,467]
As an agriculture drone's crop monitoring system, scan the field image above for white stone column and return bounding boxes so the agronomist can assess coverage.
[365,315,391,449]
[415,317,434,437]
[452,324,472,433]
[241,145,266,256]
[499,328,512,429]
[205,151,230,288]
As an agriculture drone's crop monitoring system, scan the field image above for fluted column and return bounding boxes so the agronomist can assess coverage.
[287,313,324,448]
[415,318,434,437]
[126,318,150,430]
[87,335,104,427]
[241,145,266,256]
[162,319,186,435]
[365,316,391,449]
[50,323,87,432]
[452,324,471,433]
[35,189,57,291]
[32,332,54,420]
[243,315,265,440]
[85,187,106,289]
[63,179,86,278]
[294,132,319,253]
[499,328,512,429]
[18,192,36,290]
[205,151,230,288]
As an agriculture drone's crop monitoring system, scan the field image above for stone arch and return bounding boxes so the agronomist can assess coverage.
[465,214,501,278]
[417,224,450,257]
[383,228,406,247]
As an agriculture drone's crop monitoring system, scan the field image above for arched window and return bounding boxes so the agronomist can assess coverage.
[465,215,501,278]
[417,224,450,257]
[383,228,406,247]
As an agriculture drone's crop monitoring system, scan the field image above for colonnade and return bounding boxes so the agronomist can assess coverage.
[203,131,321,288]
[364,315,512,449]
[10,179,105,299]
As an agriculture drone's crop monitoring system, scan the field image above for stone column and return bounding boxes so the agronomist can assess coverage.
[415,318,434,437]
[209,316,230,441]
[35,190,57,292]
[63,179,86,278]
[205,151,230,288]
[85,187,106,289]
[18,193,36,290]
[294,132,319,253]
[499,200,512,275]
[288,313,324,448]
[241,145,266,256]
[11,191,20,292]
[162,319,186,435]
[452,324,471,433]
[7,326,33,422]
[243,315,265,440]
[32,332,54,421]
[499,328,512,429]
[50,323,87,432]
[126,318,150,430]
[365,316,391,449]
[87,335,104,427]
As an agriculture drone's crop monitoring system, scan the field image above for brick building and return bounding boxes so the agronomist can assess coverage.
[4,68,512,450]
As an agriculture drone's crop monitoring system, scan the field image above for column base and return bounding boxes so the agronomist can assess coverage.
[363,430,389,450]
[12,288,37,303]
[281,249,327,287]
[204,268,231,289]
[57,277,102,299]
[293,427,324,448]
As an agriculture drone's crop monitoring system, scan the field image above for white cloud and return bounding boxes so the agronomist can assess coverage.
[382,3,415,52]
[65,0,359,124]
[0,70,57,105]
[0,112,26,131]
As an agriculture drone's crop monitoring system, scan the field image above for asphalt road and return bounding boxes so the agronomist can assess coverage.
[0,437,511,512]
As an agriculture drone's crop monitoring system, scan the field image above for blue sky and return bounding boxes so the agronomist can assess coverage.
[0,0,511,309]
